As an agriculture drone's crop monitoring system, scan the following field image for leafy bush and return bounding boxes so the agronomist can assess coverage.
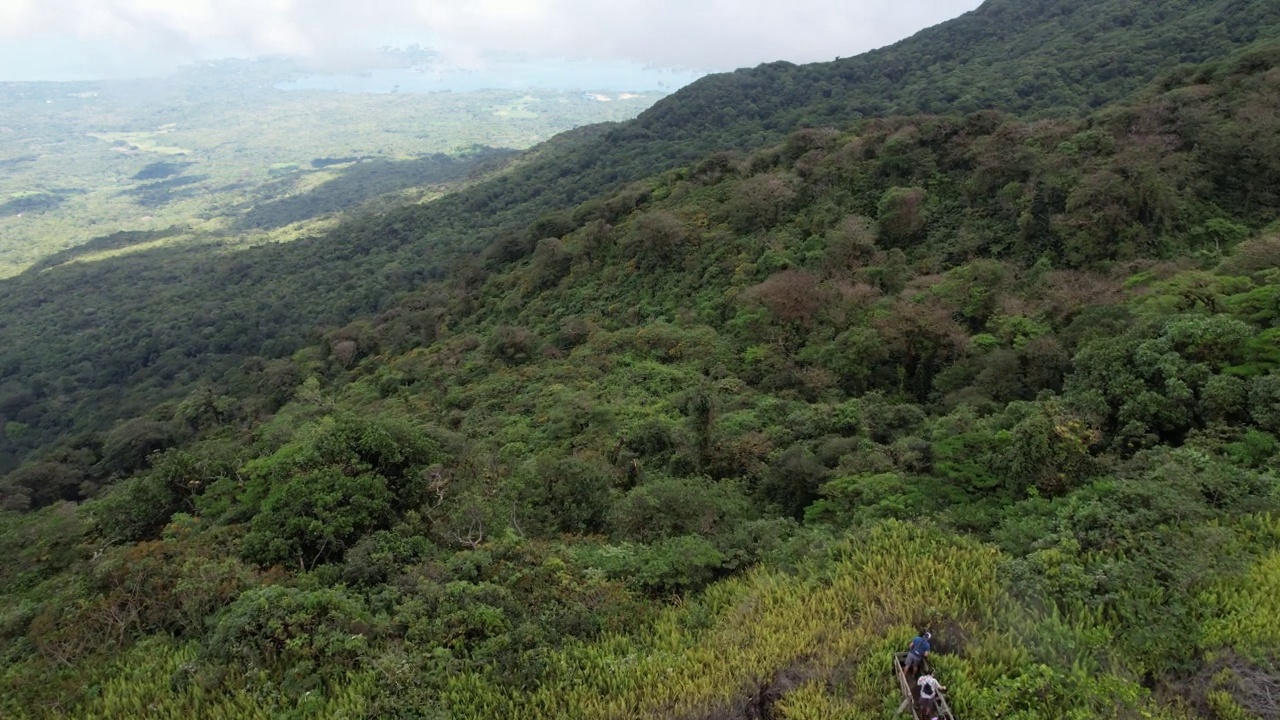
[610,475,750,543]
[518,454,615,535]
[205,585,373,692]
[877,186,928,244]
[578,535,726,596]
[242,467,393,568]
[626,210,690,269]
[487,325,541,365]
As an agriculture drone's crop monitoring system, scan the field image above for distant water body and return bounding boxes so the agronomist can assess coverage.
[276,58,710,94]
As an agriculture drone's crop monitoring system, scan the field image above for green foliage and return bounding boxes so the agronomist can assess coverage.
[0,461,84,510]
[87,472,183,544]
[237,414,442,567]
[1002,448,1274,675]
[877,186,928,244]
[242,466,393,569]
[626,209,691,269]
[725,171,797,232]
[204,585,373,692]
[935,431,1012,494]
[518,453,615,535]
[807,471,917,524]
[1004,402,1101,496]
[759,445,830,518]
[96,418,179,479]
[1249,375,1280,433]
[6,6,1280,478]
[0,502,86,592]
[1067,312,1269,450]
[592,534,727,596]
[610,475,750,543]
[6,8,1280,719]
[487,325,542,365]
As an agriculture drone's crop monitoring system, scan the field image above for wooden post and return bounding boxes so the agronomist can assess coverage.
[892,652,920,720]
[894,651,958,720]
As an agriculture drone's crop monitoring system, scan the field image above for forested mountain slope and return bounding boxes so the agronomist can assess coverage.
[642,0,1280,128]
[2,36,1280,718]
[3,0,1279,471]
[445,0,1280,210]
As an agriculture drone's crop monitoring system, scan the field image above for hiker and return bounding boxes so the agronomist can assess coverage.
[904,631,931,676]
[918,672,946,716]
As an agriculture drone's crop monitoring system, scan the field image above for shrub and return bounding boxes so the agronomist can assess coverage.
[1219,232,1280,278]
[806,471,916,526]
[610,476,750,543]
[88,473,182,544]
[742,270,827,329]
[521,454,615,535]
[627,210,690,269]
[726,172,797,232]
[205,585,373,691]
[1201,374,1249,423]
[242,467,393,569]
[759,446,829,519]
[488,325,541,365]
[581,535,727,596]
[525,237,573,292]
[1249,375,1280,434]
[1,461,84,509]
[95,418,179,479]
[877,186,928,244]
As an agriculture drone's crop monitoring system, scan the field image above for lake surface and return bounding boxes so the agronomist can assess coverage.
[276,57,710,94]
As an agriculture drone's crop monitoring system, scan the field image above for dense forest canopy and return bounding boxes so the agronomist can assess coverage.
[4,0,1280,474]
[3,1,1280,718]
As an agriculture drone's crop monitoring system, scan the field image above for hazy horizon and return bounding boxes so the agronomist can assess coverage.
[0,0,983,83]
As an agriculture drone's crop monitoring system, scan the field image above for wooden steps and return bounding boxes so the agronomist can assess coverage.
[892,652,956,720]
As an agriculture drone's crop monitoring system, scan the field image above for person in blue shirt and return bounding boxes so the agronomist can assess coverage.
[904,631,931,676]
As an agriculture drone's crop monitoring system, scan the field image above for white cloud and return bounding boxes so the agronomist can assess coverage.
[0,0,983,79]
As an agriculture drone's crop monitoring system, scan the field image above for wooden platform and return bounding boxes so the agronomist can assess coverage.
[892,652,955,720]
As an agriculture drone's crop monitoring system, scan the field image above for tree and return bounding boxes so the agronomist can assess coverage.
[0,461,84,509]
[727,172,797,232]
[742,270,827,331]
[523,454,615,535]
[627,210,690,270]
[242,466,393,569]
[1067,315,1255,448]
[759,446,829,519]
[876,187,928,245]
[610,476,749,543]
[873,298,970,402]
[237,414,441,567]
[806,471,916,526]
[205,585,373,691]
[488,325,541,365]
[96,418,179,479]
[1249,374,1280,433]
[525,237,573,293]
[1219,232,1280,278]
[1005,401,1101,496]
[823,214,879,275]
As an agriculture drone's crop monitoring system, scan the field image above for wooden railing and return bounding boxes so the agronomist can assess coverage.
[892,652,956,720]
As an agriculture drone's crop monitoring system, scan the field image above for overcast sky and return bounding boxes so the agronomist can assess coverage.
[0,0,983,81]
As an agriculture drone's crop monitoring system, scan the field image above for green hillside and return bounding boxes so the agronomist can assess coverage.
[4,0,1280,473]
[3,1,1280,718]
